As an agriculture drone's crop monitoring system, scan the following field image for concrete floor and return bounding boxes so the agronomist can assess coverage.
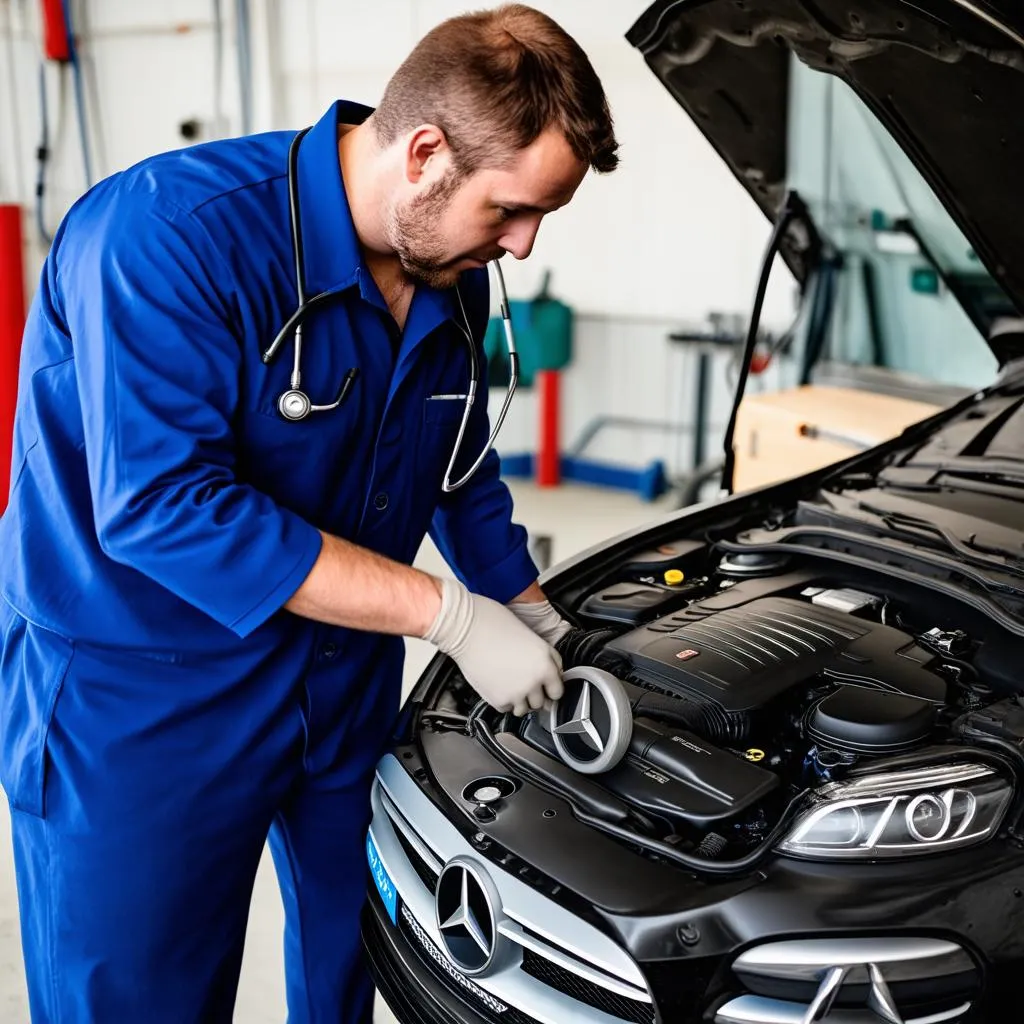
[0,480,674,1022]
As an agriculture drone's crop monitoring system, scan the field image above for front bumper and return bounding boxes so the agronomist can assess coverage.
[363,895,492,1024]
[365,748,1024,1023]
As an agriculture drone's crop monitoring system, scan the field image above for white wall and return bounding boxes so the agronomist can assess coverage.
[0,0,797,479]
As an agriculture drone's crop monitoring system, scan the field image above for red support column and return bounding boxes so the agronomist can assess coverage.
[536,369,561,487]
[0,204,27,513]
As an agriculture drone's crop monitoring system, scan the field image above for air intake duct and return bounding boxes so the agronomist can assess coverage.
[555,626,626,672]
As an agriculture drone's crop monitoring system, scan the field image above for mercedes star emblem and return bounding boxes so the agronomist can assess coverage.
[435,857,500,976]
[554,680,604,753]
[549,666,634,775]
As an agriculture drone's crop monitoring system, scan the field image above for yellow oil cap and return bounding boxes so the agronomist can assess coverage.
[663,569,685,586]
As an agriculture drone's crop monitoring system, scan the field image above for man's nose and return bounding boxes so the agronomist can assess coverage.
[500,217,542,261]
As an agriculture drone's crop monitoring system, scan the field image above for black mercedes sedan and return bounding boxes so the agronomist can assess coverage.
[363,2,1024,1021]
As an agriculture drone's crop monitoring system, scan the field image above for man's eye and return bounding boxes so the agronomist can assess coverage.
[496,207,513,221]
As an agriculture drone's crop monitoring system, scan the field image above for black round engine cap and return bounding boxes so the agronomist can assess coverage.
[807,686,936,755]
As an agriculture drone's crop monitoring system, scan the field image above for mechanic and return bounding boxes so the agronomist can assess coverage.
[0,5,618,1022]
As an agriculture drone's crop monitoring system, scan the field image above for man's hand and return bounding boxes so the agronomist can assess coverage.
[507,582,573,646]
[423,578,565,716]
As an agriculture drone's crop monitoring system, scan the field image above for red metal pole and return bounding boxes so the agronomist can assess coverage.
[0,204,27,513]
[536,369,561,487]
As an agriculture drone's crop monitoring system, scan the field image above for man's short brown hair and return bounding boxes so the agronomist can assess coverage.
[373,4,618,176]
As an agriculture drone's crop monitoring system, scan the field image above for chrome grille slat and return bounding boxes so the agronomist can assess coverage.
[714,995,971,1024]
[733,938,974,982]
[723,938,976,1024]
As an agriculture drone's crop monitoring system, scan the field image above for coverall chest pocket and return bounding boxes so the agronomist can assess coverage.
[417,396,467,492]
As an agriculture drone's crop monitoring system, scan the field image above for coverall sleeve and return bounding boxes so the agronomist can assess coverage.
[59,189,323,638]
[428,273,539,604]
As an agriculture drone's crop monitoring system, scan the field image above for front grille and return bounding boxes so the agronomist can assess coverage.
[521,949,655,1024]
[397,902,535,1024]
[393,824,439,895]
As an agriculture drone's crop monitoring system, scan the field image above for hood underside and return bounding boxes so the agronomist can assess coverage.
[627,0,1024,330]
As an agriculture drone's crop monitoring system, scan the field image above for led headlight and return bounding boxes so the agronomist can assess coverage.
[778,763,1013,860]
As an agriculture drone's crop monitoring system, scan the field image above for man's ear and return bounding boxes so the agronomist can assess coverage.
[404,124,449,184]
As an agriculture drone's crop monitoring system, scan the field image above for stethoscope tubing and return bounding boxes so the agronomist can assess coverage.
[262,126,519,493]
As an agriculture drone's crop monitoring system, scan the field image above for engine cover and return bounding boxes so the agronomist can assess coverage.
[604,596,946,713]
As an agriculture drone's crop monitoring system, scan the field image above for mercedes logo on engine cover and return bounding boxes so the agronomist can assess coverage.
[554,679,605,753]
[435,857,501,976]
[550,666,633,775]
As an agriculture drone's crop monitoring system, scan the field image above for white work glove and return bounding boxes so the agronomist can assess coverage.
[506,599,573,646]
[423,578,565,716]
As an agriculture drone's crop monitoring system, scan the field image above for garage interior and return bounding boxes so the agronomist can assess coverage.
[0,1,1014,1023]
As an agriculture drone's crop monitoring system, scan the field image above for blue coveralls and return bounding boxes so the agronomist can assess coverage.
[0,100,537,1022]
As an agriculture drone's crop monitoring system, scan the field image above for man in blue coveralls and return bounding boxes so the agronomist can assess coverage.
[0,4,618,1022]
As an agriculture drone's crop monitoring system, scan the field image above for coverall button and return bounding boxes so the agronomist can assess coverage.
[322,642,338,658]
[373,492,389,511]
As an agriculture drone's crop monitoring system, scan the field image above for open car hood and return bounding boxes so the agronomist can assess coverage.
[627,0,1024,357]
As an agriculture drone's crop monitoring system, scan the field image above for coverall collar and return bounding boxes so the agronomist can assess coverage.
[295,100,459,339]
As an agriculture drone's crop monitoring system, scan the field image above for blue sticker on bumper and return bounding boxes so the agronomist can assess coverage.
[367,831,397,925]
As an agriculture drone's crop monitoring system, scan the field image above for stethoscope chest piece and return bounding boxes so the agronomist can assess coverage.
[278,389,313,421]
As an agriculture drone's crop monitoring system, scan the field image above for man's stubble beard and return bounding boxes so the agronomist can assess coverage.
[384,171,466,290]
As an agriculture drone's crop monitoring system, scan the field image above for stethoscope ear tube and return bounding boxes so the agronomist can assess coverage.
[441,260,518,493]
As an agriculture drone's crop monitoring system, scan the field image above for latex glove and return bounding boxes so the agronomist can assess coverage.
[423,578,565,716]
[506,599,573,646]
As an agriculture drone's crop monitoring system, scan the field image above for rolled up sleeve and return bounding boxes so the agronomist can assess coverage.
[428,273,538,604]
[60,190,322,637]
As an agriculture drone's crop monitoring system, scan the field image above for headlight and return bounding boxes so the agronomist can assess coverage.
[778,763,1013,860]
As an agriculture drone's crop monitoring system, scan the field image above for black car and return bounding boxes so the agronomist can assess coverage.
[363,2,1024,1021]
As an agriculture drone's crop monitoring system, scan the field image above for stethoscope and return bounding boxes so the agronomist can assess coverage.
[261,127,519,493]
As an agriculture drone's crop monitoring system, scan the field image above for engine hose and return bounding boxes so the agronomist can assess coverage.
[469,701,808,876]
[555,627,625,673]
[629,687,751,745]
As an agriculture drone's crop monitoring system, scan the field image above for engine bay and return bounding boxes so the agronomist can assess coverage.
[419,421,1024,868]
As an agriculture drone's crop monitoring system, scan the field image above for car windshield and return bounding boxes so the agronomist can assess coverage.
[787,58,1013,390]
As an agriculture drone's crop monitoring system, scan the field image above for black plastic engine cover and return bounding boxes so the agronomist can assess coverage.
[520,713,778,828]
[577,581,695,626]
[604,596,946,713]
[608,718,779,827]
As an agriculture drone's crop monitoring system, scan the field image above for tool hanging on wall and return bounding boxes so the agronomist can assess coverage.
[35,0,94,244]
[40,0,70,59]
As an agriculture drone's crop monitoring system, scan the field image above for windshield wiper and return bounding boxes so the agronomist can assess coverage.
[733,522,1024,599]
[852,500,1024,579]
[720,528,1024,637]
[906,456,1024,486]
